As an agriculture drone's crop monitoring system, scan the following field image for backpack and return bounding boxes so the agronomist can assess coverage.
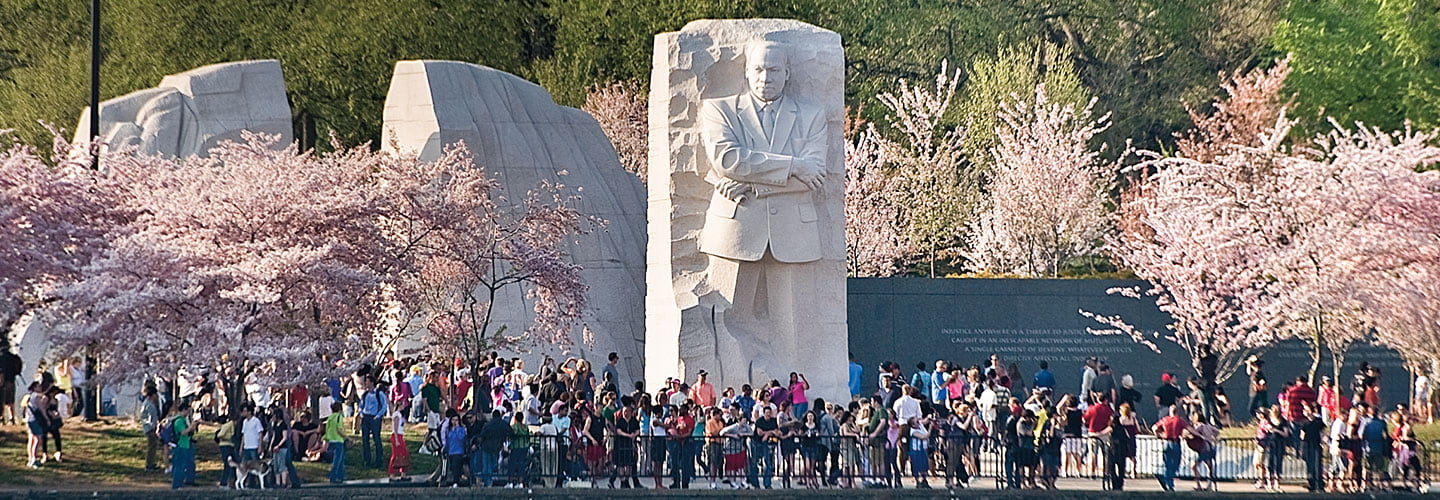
[158,417,178,446]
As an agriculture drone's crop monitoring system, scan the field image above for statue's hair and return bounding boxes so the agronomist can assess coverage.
[744,40,790,66]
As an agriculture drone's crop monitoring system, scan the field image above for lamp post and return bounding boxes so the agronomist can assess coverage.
[83,0,100,423]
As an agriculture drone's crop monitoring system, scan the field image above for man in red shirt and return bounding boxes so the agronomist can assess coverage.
[1082,394,1116,475]
[1151,406,1190,492]
[1284,376,1318,422]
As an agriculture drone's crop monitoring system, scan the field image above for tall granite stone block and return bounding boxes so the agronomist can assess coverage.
[382,61,647,387]
[74,60,291,157]
[646,20,848,401]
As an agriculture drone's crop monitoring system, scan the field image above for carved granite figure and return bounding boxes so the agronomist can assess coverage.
[382,60,647,388]
[73,60,291,157]
[647,20,849,402]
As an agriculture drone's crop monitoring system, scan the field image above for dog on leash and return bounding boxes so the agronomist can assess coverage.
[228,457,274,490]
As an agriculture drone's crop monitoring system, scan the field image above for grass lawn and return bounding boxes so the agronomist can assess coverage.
[1218,421,1440,443]
[0,417,439,490]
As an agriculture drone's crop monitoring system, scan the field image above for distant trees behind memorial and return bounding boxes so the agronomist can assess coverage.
[2,0,1438,280]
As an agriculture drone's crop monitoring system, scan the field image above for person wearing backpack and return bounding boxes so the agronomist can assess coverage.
[170,405,197,489]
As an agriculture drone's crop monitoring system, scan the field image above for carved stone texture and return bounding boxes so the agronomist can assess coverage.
[74,60,292,157]
[382,61,647,388]
[646,20,848,402]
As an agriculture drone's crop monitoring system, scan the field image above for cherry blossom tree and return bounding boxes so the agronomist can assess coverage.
[381,143,594,407]
[844,122,906,277]
[582,80,648,184]
[0,132,121,348]
[1255,121,1440,384]
[1080,62,1299,386]
[874,61,978,277]
[967,85,1115,277]
[48,134,417,408]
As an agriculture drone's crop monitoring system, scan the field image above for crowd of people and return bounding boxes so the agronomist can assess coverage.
[0,340,1435,492]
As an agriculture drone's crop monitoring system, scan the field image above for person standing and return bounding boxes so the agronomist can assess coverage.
[358,377,389,468]
[324,401,347,484]
[848,353,864,402]
[140,385,163,471]
[692,371,716,409]
[1246,356,1270,418]
[930,361,950,405]
[508,411,533,488]
[22,382,48,468]
[1032,361,1056,394]
[214,415,237,488]
[788,373,810,419]
[1186,411,1219,491]
[1080,358,1098,405]
[1154,373,1184,422]
[270,410,294,489]
[169,405,196,489]
[0,346,21,425]
[240,406,264,462]
[475,410,508,486]
[602,352,623,397]
[442,413,468,486]
[1298,403,1326,492]
[1151,406,1188,492]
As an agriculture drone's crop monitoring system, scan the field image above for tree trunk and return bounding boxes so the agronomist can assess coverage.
[1306,313,1323,385]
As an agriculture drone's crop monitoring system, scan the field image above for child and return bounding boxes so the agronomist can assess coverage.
[388,412,411,480]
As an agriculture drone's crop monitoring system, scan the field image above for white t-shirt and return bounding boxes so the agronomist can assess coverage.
[524,395,542,425]
[893,395,922,422]
[318,396,335,419]
[751,402,777,421]
[242,416,264,449]
[55,393,72,420]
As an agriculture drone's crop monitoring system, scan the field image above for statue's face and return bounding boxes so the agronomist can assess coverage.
[746,47,788,102]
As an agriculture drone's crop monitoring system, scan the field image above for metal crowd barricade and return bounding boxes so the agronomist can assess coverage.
[437,430,1434,490]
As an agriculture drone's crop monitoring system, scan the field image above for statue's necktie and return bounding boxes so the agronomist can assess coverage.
[762,105,777,142]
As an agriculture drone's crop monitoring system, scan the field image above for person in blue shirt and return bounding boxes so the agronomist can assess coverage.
[847,353,864,400]
[1033,361,1056,392]
[443,412,468,486]
[910,363,932,397]
[930,361,950,404]
[358,378,389,468]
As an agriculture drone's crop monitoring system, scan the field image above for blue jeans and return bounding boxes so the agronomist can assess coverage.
[793,402,809,419]
[170,446,195,489]
[329,441,347,483]
[668,439,693,487]
[360,414,384,467]
[748,440,774,487]
[1160,440,1181,491]
[478,450,500,486]
[1004,447,1019,488]
[219,445,236,487]
[242,447,259,461]
[908,449,929,482]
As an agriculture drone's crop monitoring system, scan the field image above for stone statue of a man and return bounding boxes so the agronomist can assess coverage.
[697,41,828,263]
[694,41,829,382]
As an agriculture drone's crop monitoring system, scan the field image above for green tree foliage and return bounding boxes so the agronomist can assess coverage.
[1272,0,1440,132]
[0,0,529,147]
[955,41,1090,173]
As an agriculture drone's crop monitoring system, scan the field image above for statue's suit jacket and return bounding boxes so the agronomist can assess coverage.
[697,92,827,263]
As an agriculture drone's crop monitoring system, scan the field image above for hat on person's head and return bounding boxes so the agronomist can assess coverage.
[697,370,708,377]
[1246,354,1264,365]
[1122,374,1134,388]
[1161,372,1173,383]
